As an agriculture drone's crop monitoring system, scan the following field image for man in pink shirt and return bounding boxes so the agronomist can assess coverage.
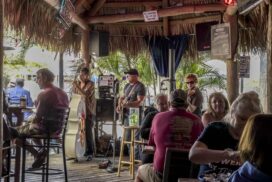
[9,68,69,168]
[136,89,203,182]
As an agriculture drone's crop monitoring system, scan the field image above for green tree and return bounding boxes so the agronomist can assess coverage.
[176,58,226,91]
[96,51,156,87]
[3,41,43,87]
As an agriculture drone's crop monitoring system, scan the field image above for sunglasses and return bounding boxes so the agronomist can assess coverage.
[186,81,195,84]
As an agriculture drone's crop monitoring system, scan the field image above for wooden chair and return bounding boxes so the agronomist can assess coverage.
[162,148,199,182]
[21,107,70,182]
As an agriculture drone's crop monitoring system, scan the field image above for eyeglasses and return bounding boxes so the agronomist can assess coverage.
[186,81,195,84]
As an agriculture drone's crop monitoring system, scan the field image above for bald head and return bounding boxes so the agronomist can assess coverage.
[154,94,169,112]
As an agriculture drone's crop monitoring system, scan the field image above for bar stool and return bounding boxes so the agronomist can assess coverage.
[21,108,70,182]
[117,126,145,179]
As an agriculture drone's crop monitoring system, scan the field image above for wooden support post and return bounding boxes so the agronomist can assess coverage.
[226,59,238,104]
[59,52,64,89]
[0,0,3,177]
[224,14,239,104]
[81,29,90,67]
[266,1,272,113]
[162,0,169,36]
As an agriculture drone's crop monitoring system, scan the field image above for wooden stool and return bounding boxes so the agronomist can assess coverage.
[117,126,144,179]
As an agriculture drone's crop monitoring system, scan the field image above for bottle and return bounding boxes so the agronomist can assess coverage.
[20,96,27,108]
[129,108,139,126]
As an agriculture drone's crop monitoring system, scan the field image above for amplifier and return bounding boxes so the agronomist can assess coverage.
[96,98,115,121]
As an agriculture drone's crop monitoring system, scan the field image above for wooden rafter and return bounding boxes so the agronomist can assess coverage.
[87,0,106,17]
[101,14,221,29]
[43,0,89,30]
[103,1,162,8]
[76,0,95,14]
[75,0,87,13]
[86,4,226,24]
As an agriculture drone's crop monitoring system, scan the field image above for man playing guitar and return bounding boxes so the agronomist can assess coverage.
[116,69,146,158]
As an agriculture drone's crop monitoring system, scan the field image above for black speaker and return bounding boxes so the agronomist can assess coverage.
[89,31,109,57]
[196,21,218,51]
[96,98,114,121]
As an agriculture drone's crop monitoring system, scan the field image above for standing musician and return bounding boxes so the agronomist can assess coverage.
[72,67,96,160]
[116,69,146,158]
[185,73,203,117]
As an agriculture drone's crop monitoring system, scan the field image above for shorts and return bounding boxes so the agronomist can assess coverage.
[138,164,162,182]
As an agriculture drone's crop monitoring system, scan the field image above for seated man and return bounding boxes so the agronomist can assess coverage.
[9,68,69,168]
[136,89,203,182]
[6,78,33,119]
[140,93,169,164]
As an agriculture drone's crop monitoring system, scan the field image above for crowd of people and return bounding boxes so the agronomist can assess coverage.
[2,67,272,182]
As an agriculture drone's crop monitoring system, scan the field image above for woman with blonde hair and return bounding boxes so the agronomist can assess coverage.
[229,114,272,182]
[202,92,229,127]
[189,91,262,177]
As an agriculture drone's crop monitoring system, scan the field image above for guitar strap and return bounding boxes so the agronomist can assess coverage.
[124,82,139,104]
[120,83,139,125]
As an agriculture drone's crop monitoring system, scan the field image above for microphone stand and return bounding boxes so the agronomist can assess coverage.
[107,79,119,173]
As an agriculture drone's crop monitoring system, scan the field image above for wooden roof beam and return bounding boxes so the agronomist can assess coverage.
[76,0,95,14]
[44,0,89,30]
[162,0,169,36]
[105,14,221,28]
[103,1,162,8]
[87,0,106,17]
[86,4,226,24]
[75,0,87,13]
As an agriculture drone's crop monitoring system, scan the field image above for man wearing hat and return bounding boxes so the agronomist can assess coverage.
[116,68,146,157]
[136,89,203,182]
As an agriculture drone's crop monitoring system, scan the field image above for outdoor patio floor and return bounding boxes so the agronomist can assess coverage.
[8,153,135,182]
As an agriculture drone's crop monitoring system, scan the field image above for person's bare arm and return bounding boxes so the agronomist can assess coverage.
[72,81,85,96]
[202,113,212,127]
[124,95,145,108]
[116,96,125,113]
[189,141,240,164]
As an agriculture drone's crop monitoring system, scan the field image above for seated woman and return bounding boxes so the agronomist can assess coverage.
[202,92,229,127]
[189,91,262,177]
[229,114,272,182]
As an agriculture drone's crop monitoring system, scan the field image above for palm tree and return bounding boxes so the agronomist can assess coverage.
[96,51,156,87]
[95,51,127,80]
[96,51,157,104]
[175,57,226,91]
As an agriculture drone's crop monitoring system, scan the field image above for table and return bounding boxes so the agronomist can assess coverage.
[7,105,34,182]
[7,105,34,126]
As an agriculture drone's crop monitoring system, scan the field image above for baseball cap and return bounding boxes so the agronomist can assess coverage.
[170,89,188,107]
[124,69,139,75]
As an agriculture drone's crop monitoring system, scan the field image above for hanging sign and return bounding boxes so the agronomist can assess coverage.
[59,0,75,28]
[211,23,231,60]
[239,56,250,78]
[143,10,159,22]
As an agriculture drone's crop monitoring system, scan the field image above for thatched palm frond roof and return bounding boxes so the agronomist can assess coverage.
[4,0,81,54]
[3,0,269,58]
